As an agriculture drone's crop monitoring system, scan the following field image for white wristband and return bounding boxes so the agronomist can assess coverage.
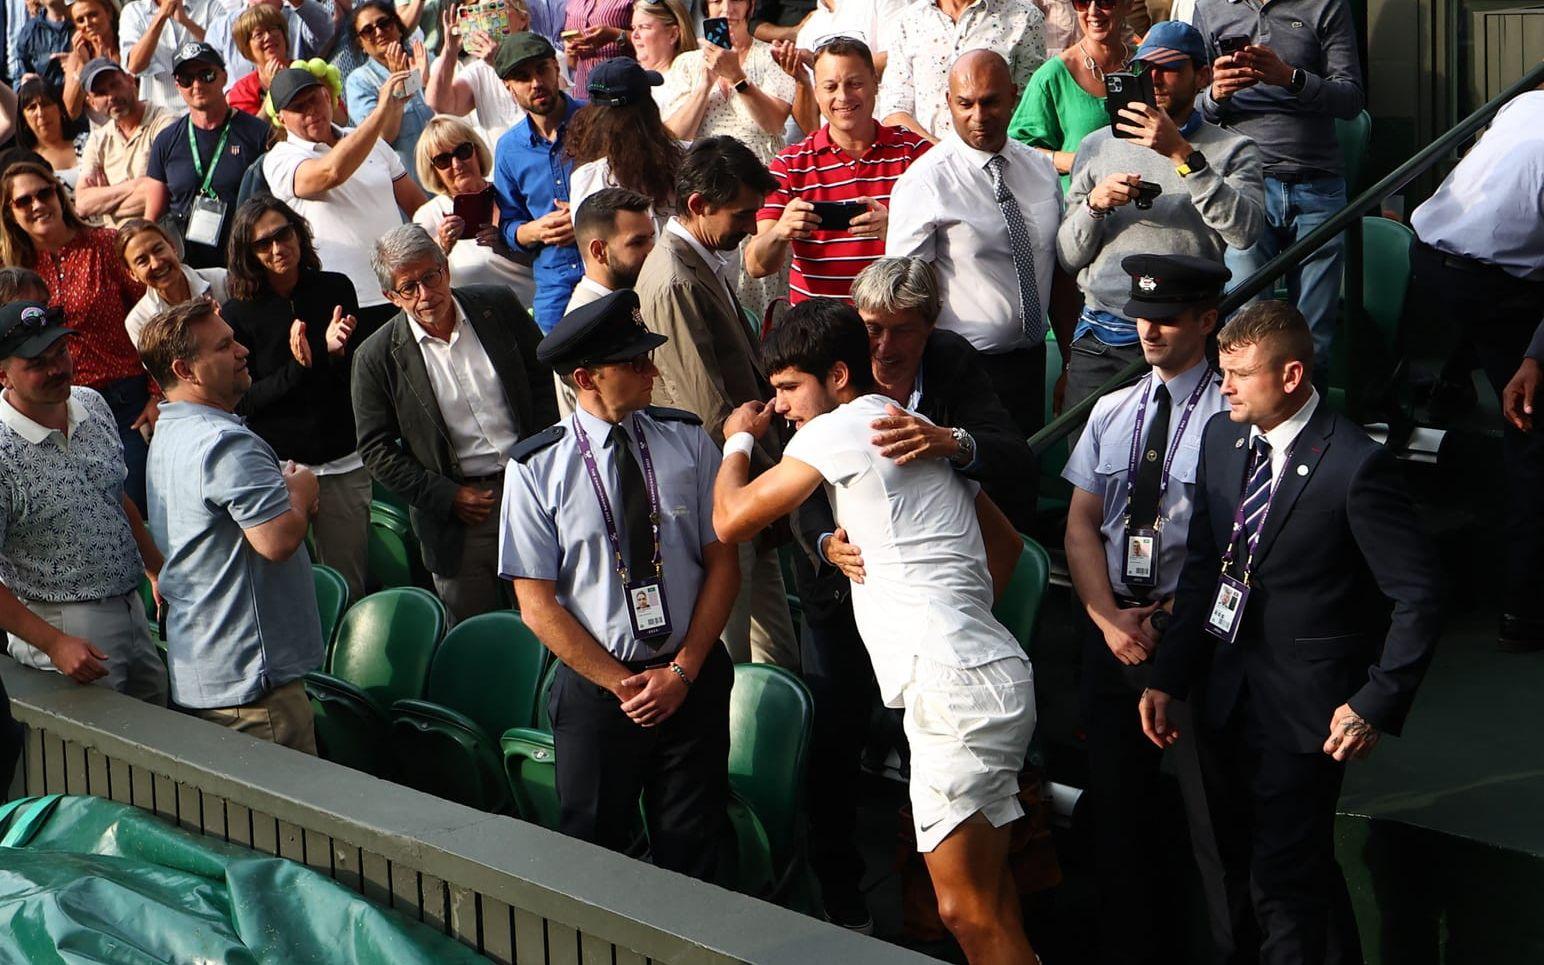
[723,432,755,460]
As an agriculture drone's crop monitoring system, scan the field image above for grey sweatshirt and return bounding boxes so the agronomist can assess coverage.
[1057,120,1265,321]
[1193,0,1365,177]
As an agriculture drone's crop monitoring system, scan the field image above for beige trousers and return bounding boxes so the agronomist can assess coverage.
[192,679,317,754]
[310,465,372,603]
[724,542,799,669]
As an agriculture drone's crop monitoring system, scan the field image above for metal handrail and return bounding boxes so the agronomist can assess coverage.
[1027,58,1544,457]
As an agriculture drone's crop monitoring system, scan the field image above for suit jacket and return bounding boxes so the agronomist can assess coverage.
[352,285,558,576]
[792,328,1034,617]
[1151,402,1443,754]
[634,225,783,473]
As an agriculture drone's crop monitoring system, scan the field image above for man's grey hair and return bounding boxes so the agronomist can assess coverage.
[850,257,940,321]
[371,224,448,291]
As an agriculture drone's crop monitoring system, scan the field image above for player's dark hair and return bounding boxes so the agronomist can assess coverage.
[763,298,876,392]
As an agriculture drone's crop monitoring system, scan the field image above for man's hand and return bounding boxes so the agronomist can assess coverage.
[524,202,574,248]
[1503,357,1541,431]
[1210,53,1260,101]
[870,404,957,465]
[1098,602,1157,665]
[452,485,496,525]
[1138,687,1181,748]
[1088,172,1142,211]
[129,396,159,438]
[283,460,320,517]
[702,39,746,85]
[618,666,690,727]
[465,29,498,62]
[45,634,109,684]
[820,527,865,582]
[724,400,776,439]
[80,167,107,190]
[848,197,888,240]
[1243,44,1295,88]
[1052,369,1067,416]
[1115,102,1191,165]
[375,69,411,109]
[324,305,356,357]
[772,197,818,243]
[290,318,313,366]
[1323,703,1381,761]
[437,213,464,253]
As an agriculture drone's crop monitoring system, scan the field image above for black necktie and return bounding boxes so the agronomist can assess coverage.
[609,424,654,582]
[1128,383,1171,529]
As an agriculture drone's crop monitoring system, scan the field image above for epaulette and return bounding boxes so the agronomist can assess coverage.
[509,425,566,463]
[643,406,703,425]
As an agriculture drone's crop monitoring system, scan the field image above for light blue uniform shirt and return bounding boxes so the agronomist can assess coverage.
[499,405,722,664]
[147,401,324,708]
[1061,357,1228,599]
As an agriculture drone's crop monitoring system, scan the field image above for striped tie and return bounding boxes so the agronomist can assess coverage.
[1238,436,1274,564]
[986,154,1044,343]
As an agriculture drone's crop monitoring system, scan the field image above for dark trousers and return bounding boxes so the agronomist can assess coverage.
[0,674,23,797]
[976,342,1047,533]
[1205,691,1363,965]
[97,374,151,515]
[1406,240,1544,613]
[550,644,732,882]
[1064,334,1145,450]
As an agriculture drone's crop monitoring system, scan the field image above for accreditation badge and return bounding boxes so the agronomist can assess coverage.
[1121,526,1159,588]
[1204,574,1250,644]
[626,579,672,646]
[185,195,227,248]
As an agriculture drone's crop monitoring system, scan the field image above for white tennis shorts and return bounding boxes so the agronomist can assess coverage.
[903,653,1036,853]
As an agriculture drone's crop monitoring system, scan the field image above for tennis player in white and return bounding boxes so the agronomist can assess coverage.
[712,299,1039,965]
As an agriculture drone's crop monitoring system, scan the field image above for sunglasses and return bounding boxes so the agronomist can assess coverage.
[175,67,219,87]
[431,142,477,170]
[1071,0,1122,9]
[356,17,398,39]
[10,184,56,210]
[252,222,297,249]
[394,266,446,299]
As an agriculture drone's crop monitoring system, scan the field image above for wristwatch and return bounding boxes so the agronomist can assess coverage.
[733,78,750,94]
[1175,150,1209,178]
[948,427,976,468]
[1288,67,1307,94]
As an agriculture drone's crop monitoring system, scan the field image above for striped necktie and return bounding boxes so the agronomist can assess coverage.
[1237,435,1274,566]
[986,153,1044,342]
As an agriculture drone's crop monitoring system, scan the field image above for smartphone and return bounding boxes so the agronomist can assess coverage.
[453,185,496,233]
[810,200,865,231]
[1104,70,1155,138]
[395,71,422,99]
[1216,34,1250,56]
[1132,181,1163,210]
[702,16,731,49]
[456,0,510,37]
[559,28,581,40]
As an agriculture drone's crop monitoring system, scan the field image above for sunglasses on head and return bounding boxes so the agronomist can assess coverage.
[431,142,477,170]
[10,184,56,210]
[1071,0,1122,9]
[253,222,297,249]
[175,67,219,87]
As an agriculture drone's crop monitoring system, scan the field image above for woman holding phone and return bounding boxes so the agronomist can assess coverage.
[561,0,633,91]
[412,114,535,305]
[1008,0,1135,180]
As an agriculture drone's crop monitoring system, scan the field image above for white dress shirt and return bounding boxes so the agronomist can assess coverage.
[117,0,217,111]
[409,302,523,477]
[665,217,737,308]
[1410,92,1544,281]
[886,133,1063,353]
[1250,388,1321,491]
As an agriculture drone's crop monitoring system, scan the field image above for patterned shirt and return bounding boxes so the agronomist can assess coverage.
[0,387,143,603]
[32,227,147,389]
[563,0,634,91]
[758,123,932,302]
[877,0,1046,139]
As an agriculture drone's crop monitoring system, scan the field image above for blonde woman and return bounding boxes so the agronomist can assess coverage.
[629,0,695,108]
[411,114,536,306]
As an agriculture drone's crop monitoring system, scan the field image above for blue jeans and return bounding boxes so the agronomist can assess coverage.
[1225,175,1347,376]
[96,374,150,515]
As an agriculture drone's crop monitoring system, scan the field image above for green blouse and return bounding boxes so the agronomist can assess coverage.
[1008,57,1109,189]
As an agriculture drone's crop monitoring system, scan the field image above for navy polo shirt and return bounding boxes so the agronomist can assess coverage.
[147,108,271,259]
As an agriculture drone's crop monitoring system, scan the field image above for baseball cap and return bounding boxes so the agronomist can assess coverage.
[1133,21,1208,68]
[269,68,324,111]
[80,57,127,93]
[494,32,557,79]
[587,57,663,107]
[173,41,225,73]
[0,302,73,360]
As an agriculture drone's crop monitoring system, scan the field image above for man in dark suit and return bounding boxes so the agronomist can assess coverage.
[1139,301,1442,965]
[794,257,1034,932]
[353,224,557,622]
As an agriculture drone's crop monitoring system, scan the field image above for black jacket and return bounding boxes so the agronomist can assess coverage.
[225,269,360,466]
[1151,402,1443,753]
[351,285,557,575]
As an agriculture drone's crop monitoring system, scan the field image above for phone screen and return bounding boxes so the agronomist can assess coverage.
[703,17,731,49]
[810,201,863,231]
[1104,71,1153,139]
[1217,34,1249,55]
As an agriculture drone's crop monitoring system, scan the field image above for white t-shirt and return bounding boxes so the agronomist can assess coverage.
[458,59,526,150]
[569,158,672,235]
[783,393,1023,705]
[413,193,537,308]
[264,127,408,308]
[794,0,908,54]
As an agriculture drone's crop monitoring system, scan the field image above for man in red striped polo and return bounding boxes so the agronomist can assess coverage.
[744,37,932,304]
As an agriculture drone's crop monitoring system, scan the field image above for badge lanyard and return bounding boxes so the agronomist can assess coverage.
[187,116,232,200]
[572,414,663,586]
[1121,365,1214,529]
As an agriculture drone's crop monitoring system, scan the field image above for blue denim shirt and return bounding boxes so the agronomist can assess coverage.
[344,57,436,187]
[146,402,324,709]
[494,94,585,333]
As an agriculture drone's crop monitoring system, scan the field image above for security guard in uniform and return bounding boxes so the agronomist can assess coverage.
[499,290,740,882]
[1062,254,1239,965]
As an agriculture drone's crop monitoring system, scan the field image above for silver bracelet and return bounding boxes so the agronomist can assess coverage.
[668,662,692,687]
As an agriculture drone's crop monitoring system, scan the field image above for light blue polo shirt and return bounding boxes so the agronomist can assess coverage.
[146,401,324,709]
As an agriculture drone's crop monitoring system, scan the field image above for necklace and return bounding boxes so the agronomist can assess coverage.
[1078,37,1129,83]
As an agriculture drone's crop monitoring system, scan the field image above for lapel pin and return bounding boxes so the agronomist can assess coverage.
[1296,464,1308,476]
[1234,438,1245,449]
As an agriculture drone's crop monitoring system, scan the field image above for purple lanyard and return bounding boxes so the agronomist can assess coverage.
[572,414,663,585]
[1218,437,1296,584]
[1122,366,1214,526]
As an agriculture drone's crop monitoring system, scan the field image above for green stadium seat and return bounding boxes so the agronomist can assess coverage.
[993,535,1053,659]
[327,587,448,707]
[304,670,392,776]
[1336,110,1372,193]
[312,564,349,657]
[1039,335,1072,518]
[500,726,560,828]
[367,502,423,591]
[371,480,411,521]
[390,702,512,812]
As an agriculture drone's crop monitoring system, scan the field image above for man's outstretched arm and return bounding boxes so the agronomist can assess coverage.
[713,401,825,544]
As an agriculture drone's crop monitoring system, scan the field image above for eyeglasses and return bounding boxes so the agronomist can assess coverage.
[10,184,56,210]
[1071,0,1122,9]
[356,17,398,39]
[174,67,219,87]
[252,222,297,249]
[393,266,446,299]
[431,142,477,170]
